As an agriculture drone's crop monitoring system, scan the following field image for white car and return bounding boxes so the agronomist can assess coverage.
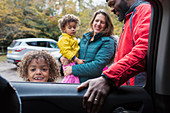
[7,38,61,65]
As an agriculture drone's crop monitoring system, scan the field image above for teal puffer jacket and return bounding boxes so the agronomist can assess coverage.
[72,32,115,83]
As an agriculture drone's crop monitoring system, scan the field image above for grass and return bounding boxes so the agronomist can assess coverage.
[0,55,6,62]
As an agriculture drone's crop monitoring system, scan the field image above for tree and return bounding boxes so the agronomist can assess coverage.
[0,0,123,48]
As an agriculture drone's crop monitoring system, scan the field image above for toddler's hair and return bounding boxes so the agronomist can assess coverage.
[17,50,60,82]
[58,14,80,32]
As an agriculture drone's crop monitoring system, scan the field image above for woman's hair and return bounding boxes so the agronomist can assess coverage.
[58,14,81,32]
[89,9,114,36]
[17,50,60,82]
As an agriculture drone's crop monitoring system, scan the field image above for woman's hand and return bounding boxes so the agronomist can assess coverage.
[76,59,85,64]
[64,66,72,76]
[74,57,85,64]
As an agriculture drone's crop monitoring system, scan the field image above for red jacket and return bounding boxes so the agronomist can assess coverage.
[103,3,151,87]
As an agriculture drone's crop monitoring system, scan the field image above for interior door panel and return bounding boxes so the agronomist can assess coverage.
[0,76,21,113]
[11,82,153,113]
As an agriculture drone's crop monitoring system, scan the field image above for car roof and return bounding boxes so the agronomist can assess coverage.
[15,38,57,42]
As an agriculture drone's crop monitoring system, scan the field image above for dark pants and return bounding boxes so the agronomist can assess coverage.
[135,72,146,86]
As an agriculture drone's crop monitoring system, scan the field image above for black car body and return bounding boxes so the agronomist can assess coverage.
[1,0,170,113]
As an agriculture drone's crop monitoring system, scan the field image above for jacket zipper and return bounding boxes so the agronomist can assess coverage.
[117,27,125,51]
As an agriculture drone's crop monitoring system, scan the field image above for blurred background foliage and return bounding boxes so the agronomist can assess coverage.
[0,0,123,51]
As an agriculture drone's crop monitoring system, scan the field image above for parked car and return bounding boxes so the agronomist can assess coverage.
[6,38,61,65]
[1,0,170,113]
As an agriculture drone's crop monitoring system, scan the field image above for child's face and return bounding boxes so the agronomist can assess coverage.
[27,58,50,82]
[64,22,77,36]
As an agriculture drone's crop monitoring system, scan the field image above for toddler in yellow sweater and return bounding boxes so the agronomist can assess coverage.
[57,14,84,83]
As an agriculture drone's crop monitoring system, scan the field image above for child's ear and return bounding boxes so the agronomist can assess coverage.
[48,75,53,82]
[26,78,30,81]
[63,28,66,33]
[49,75,52,79]
[26,75,30,81]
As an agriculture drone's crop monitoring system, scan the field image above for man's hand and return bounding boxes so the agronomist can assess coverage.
[77,76,112,113]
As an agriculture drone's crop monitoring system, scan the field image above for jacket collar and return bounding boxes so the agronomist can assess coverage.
[124,0,144,19]
[83,31,103,41]
[61,33,75,38]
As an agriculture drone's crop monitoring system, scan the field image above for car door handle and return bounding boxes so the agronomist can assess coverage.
[113,106,139,113]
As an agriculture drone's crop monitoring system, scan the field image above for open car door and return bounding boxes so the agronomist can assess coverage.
[11,82,153,113]
[2,0,170,113]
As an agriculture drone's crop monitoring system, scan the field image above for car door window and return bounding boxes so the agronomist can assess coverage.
[27,41,47,47]
[38,41,47,47]
[9,41,22,47]
[26,42,37,46]
[49,42,58,48]
[0,0,130,85]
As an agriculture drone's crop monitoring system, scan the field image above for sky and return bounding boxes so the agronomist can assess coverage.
[92,0,106,5]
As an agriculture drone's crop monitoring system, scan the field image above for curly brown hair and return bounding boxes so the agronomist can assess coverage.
[17,50,60,82]
[58,14,81,33]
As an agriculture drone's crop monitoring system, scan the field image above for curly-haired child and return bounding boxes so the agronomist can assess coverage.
[17,50,60,82]
[57,14,84,83]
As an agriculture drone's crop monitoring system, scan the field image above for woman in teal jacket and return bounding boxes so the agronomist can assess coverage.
[63,9,115,83]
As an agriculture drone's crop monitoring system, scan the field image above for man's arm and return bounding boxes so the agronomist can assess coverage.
[104,4,151,87]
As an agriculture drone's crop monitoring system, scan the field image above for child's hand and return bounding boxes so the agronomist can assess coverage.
[64,66,72,76]
[60,56,71,66]
[63,60,71,66]
[76,59,85,64]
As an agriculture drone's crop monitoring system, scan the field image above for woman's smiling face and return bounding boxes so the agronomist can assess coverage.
[92,13,106,35]
[27,58,50,82]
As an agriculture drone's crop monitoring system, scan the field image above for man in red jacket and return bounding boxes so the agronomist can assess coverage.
[77,0,151,113]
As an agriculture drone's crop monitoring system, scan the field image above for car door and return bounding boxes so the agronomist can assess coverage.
[11,81,153,113]
[1,0,170,113]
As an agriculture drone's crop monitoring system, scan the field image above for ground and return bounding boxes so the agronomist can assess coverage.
[0,61,63,82]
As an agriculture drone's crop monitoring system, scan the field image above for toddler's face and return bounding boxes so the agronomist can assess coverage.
[64,22,77,36]
[27,58,50,82]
